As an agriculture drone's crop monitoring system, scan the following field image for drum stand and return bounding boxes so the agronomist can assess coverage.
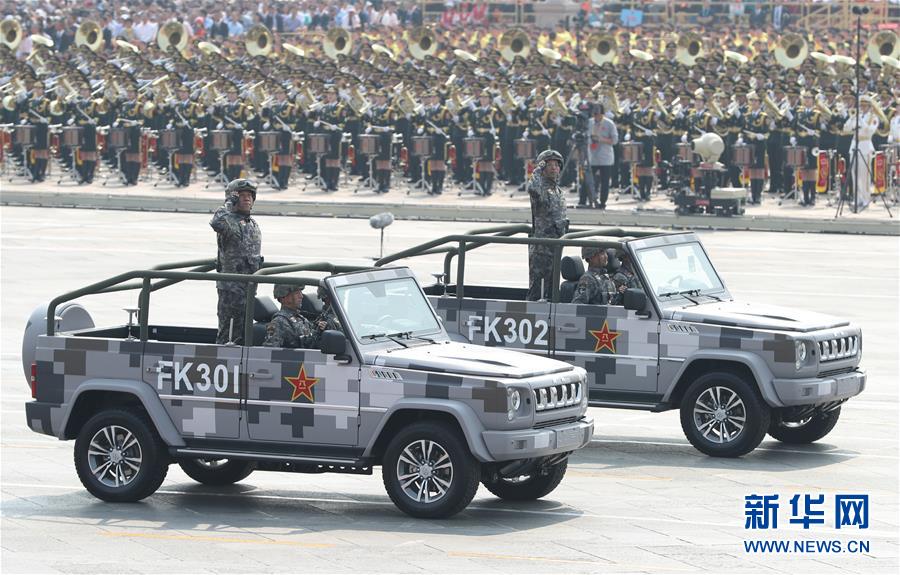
[101,149,126,186]
[408,153,431,195]
[57,145,81,185]
[458,154,486,197]
[205,153,231,189]
[777,164,800,205]
[154,151,180,187]
[615,161,638,200]
[8,144,33,182]
[304,155,328,191]
[354,156,378,193]
[509,158,529,197]
[264,152,280,190]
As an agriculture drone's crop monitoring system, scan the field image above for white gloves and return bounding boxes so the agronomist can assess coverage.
[467,129,474,137]
[417,127,424,135]
[710,117,718,126]
[522,130,528,139]
[263,122,271,130]
[680,133,688,143]
[736,136,744,145]
[166,122,173,130]
[806,128,815,137]
[789,136,797,146]
[452,114,460,123]
[541,128,550,137]
[624,132,631,142]
[313,120,320,128]
[216,122,223,130]
[505,113,512,122]
[553,116,562,126]
[644,128,653,137]
[365,126,371,134]
[67,118,74,126]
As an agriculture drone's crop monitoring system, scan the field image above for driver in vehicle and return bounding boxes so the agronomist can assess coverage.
[315,282,343,333]
[264,284,328,349]
[571,246,617,305]
[610,250,641,305]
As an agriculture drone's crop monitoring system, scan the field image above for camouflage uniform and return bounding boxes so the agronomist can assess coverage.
[210,199,262,344]
[263,308,321,349]
[316,305,343,333]
[610,265,641,305]
[572,266,617,305]
[527,162,568,301]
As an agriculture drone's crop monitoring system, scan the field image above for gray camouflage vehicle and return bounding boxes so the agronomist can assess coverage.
[22,263,593,518]
[378,225,865,458]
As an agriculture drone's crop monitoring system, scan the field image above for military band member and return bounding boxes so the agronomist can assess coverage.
[527,149,568,302]
[215,85,254,182]
[795,90,825,206]
[419,92,453,195]
[527,92,553,156]
[503,85,529,186]
[115,85,145,185]
[261,87,295,190]
[845,96,880,210]
[468,89,504,195]
[366,89,396,194]
[70,84,100,184]
[743,91,771,204]
[631,87,658,201]
[166,84,199,187]
[22,82,51,182]
[316,87,348,191]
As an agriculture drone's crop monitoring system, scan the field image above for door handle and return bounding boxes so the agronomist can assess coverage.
[557,323,579,333]
[250,370,272,380]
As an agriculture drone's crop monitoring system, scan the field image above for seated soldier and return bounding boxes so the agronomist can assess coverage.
[263,284,327,348]
[315,282,343,333]
[571,246,616,305]
[610,250,642,305]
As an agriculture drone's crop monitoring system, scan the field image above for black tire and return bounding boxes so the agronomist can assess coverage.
[482,460,568,501]
[381,421,480,519]
[178,458,255,485]
[74,408,169,502]
[680,371,770,458]
[768,407,841,444]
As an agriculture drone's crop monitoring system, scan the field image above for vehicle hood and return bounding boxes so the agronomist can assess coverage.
[666,300,849,332]
[370,342,573,379]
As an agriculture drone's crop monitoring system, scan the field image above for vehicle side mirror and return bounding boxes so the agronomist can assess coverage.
[624,288,651,318]
[320,330,349,360]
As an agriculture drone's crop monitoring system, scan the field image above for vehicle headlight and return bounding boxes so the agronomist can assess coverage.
[795,340,809,370]
[507,388,522,421]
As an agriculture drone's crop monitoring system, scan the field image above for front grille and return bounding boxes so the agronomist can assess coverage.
[534,382,582,412]
[533,416,579,429]
[818,335,859,362]
[818,366,856,378]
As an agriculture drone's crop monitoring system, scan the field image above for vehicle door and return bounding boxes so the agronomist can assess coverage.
[142,342,243,439]
[244,345,359,445]
[435,295,554,357]
[552,301,660,404]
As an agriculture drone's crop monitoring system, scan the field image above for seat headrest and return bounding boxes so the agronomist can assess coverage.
[254,296,279,323]
[560,255,584,282]
[606,248,621,274]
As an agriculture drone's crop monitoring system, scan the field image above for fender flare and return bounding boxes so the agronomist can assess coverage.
[362,399,492,462]
[61,379,186,447]
[664,350,781,407]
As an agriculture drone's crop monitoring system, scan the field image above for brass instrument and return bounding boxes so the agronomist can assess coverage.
[394,89,420,117]
[586,32,616,66]
[30,34,54,49]
[537,46,562,63]
[546,88,568,116]
[675,32,703,67]
[499,28,530,62]
[763,93,783,119]
[245,24,273,57]
[629,49,653,62]
[1,19,22,50]
[497,88,519,116]
[723,50,748,65]
[371,43,395,60]
[870,97,889,126]
[348,86,370,115]
[2,94,17,112]
[775,33,808,68]
[157,21,190,54]
[75,20,103,52]
[115,39,140,54]
[198,41,222,57]
[867,31,899,66]
[323,28,352,60]
[283,43,305,58]
[453,48,478,63]
[409,26,438,60]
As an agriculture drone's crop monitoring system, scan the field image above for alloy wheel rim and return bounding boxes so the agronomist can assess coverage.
[396,439,453,504]
[693,386,747,444]
[87,424,142,488]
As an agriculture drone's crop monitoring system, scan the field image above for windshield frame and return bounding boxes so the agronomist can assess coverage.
[631,239,730,308]
[332,275,445,346]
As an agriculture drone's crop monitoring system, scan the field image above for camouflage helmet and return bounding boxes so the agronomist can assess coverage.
[581,245,605,261]
[273,284,301,300]
[535,149,563,165]
[226,178,257,200]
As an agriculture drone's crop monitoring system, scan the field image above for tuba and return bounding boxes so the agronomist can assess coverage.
[675,32,703,66]
[409,26,437,60]
[586,32,616,66]
[157,21,189,54]
[867,31,899,66]
[1,19,23,50]
[775,33,808,69]
[323,28,352,60]
[76,20,103,53]
[245,24,273,57]
[499,28,530,63]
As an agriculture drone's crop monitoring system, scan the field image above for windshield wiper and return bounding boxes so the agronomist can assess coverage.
[362,332,409,348]
[658,289,700,304]
[703,292,725,302]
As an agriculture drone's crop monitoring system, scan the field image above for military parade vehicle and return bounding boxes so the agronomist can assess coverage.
[22,263,593,518]
[378,224,866,458]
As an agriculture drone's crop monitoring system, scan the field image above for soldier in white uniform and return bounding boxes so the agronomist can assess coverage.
[843,95,880,210]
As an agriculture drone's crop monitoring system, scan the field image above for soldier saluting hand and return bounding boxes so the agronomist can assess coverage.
[527,149,568,301]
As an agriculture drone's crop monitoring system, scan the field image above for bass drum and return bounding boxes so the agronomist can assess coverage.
[21,302,95,383]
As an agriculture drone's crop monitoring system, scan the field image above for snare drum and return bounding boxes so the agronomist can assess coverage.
[256,131,280,153]
[785,146,807,167]
[621,142,643,164]
[514,138,535,160]
[463,137,484,159]
[731,144,754,167]
[158,129,179,150]
[209,130,232,151]
[675,143,693,163]
[14,125,36,146]
[308,133,330,154]
[357,134,379,155]
[411,136,433,157]
[108,127,128,149]
[60,126,83,148]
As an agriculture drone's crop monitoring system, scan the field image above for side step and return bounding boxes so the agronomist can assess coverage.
[172,448,374,475]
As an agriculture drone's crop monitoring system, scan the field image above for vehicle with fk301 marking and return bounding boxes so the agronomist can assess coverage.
[21,262,592,518]
[377,225,866,458]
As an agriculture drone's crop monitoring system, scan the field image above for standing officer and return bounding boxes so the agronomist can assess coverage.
[527,149,568,301]
[571,246,616,305]
[264,284,326,348]
[795,90,825,206]
[210,178,263,345]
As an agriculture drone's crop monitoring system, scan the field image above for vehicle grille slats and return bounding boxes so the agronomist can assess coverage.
[534,382,582,412]
[818,335,858,363]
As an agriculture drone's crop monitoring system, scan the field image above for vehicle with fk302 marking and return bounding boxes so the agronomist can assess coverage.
[21,262,592,518]
[377,225,866,458]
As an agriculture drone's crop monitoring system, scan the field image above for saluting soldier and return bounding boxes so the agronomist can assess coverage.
[527,149,568,302]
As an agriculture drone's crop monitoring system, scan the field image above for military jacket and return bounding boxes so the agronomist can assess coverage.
[263,308,320,349]
[210,201,262,292]
[571,266,616,305]
[527,163,567,238]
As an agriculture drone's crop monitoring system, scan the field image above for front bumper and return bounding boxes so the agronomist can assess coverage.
[771,369,866,406]
[481,416,594,462]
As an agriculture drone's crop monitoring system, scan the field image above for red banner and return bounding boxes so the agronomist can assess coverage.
[816,151,829,193]
[873,152,886,195]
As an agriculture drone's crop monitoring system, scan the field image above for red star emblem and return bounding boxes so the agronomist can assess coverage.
[285,364,318,402]
[589,320,621,353]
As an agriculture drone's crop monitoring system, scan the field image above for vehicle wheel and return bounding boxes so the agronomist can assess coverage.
[482,460,568,501]
[381,421,480,519]
[680,371,770,458]
[74,409,169,502]
[768,408,841,444]
[178,458,255,485]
